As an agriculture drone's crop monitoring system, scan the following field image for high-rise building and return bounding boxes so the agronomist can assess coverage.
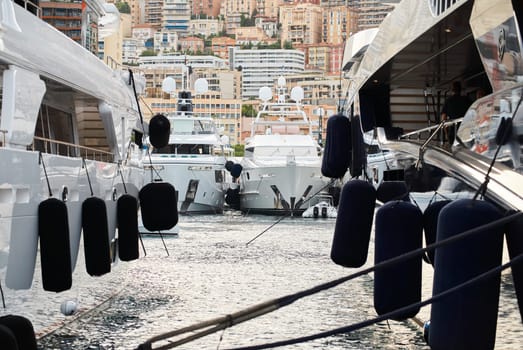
[144,0,163,30]
[40,1,83,44]
[222,0,256,16]
[255,0,281,19]
[321,6,353,45]
[211,36,237,60]
[279,4,322,45]
[40,0,104,55]
[230,48,305,99]
[163,0,191,36]
[191,0,221,18]
[126,0,144,26]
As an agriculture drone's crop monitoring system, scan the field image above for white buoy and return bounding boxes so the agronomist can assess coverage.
[60,300,78,316]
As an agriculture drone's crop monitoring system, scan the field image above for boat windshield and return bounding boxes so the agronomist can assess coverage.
[171,118,216,135]
[153,144,213,155]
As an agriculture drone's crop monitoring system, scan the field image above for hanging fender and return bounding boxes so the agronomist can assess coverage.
[0,315,37,350]
[376,181,410,203]
[429,199,503,350]
[38,198,72,292]
[82,197,111,276]
[321,113,351,179]
[422,200,452,265]
[148,114,171,149]
[331,180,376,268]
[139,182,178,232]
[117,194,140,261]
[374,200,423,321]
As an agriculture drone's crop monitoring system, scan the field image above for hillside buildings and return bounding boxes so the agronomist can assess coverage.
[37,0,398,146]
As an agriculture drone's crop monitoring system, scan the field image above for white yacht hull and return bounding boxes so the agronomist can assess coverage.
[239,159,328,215]
[0,148,144,335]
[145,156,227,214]
[0,0,146,337]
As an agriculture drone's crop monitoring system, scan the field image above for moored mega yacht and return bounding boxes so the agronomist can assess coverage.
[143,78,232,217]
[337,0,523,348]
[239,77,330,215]
[0,0,146,341]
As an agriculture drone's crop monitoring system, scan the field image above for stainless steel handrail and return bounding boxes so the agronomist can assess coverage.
[31,136,114,162]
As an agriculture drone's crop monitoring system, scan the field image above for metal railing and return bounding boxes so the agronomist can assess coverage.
[30,136,114,162]
[400,117,462,145]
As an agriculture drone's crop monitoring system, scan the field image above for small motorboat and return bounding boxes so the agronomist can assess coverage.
[302,195,337,218]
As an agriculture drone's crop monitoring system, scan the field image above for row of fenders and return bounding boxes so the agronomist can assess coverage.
[330,179,523,350]
[39,182,179,293]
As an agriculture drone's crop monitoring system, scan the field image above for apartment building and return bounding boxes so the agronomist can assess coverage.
[234,26,274,46]
[211,36,237,60]
[321,6,352,45]
[153,30,178,52]
[230,48,305,99]
[163,0,191,36]
[123,37,140,64]
[279,4,323,45]
[189,18,224,37]
[254,16,278,38]
[255,0,281,19]
[191,0,221,18]
[192,68,242,99]
[178,36,205,53]
[40,1,83,43]
[144,0,163,30]
[222,0,256,16]
[125,0,144,26]
[139,55,228,96]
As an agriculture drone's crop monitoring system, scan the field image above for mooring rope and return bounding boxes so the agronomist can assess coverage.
[225,253,523,350]
[136,210,522,350]
[82,157,94,197]
[245,178,337,246]
[39,152,53,197]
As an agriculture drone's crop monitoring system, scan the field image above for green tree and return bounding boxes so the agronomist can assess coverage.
[115,1,130,14]
[140,49,157,56]
[283,41,293,49]
[233,144,244,157]
[241,104,256,118]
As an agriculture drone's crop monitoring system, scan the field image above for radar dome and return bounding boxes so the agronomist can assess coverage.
[259,86,272,101]
[290,86,304,102]
[161,77,176,93]
[194,78,209,94]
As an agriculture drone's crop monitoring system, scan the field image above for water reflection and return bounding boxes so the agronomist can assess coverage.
[38,213,520,349]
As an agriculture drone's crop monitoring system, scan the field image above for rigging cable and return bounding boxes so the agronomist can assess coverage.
[128,69,164,182]
[136,210,522,350]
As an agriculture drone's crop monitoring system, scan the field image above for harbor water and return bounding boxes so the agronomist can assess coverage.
[38,212,522,350]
